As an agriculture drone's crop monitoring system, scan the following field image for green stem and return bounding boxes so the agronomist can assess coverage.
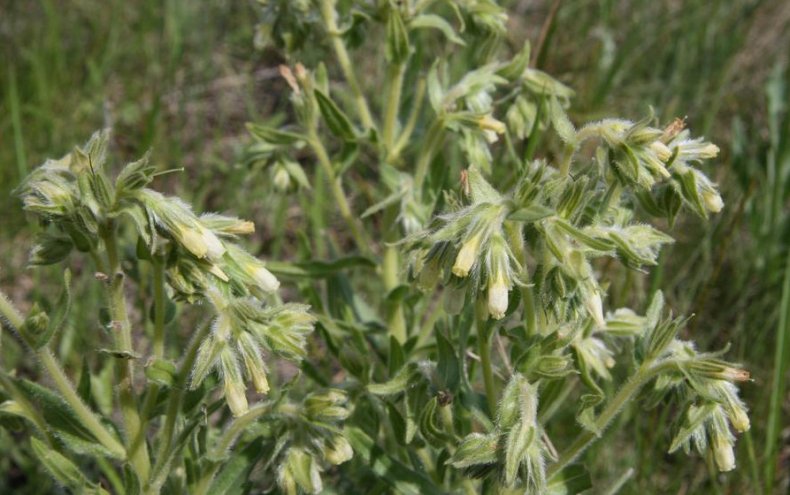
[413,119,445,195]
[546,361,665,478]
[152,258,166,359]
[383,63,406,155]
[135,257,168,466]
[308,132,371,253]
[0,290,127,459]
[416,296,444,350]
[318,0,374,130]
[558,142,575,177]
[392,78,426,158]
[100,225,151,481]
[383,243,407,343]
[147,320,211,492]
[97,457,125,495]
[476,307,497,418]
[193,403,273,495]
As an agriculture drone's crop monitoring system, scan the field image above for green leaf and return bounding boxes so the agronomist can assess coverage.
[115,151,155,194]
[31,436,93,491]
[77,357,92,406]
[386,401,408,445]
[555,219,615,252]
[418,397,451,447]
[265,256,376,279]
[361,189,407,219]
[314,89,356,140]
[549,96,576,145]
[145,358,177,387]
[448,432,499,468]
[368,363,420,395]
[436,331,460,392]
[12,378,111,451]
[246,123,305,146]
[427,62,444,112]
[409,14,465,45]
[32,269,72,349]
[389,336,406,375]
[345,427,442,495]
[386,8,411,63]
[498,41,530,80]
[509,204,554,223]
[547,464,592,495]
[29,232,73,266]
[207,442,264,495]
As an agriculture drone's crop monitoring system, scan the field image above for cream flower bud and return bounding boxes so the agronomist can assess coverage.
[273,166,291,192]
[713,436,735,472]
[179,226,209,258]
[199,225,226,259]
[650,141,673,161]
[585,290,606,328]
[728,405,750,432]
[225,221,255,235]
[179,224,226,259]
[699,143,720,159]
[478,114,506,134]
[488,274,509,320]
[325,436,354,465]
[224,379,249,417]
[250,366,270,394]
[248,263,280,292]
[208,264,229,282]
[453,234,481,278]
[702,190,724,213]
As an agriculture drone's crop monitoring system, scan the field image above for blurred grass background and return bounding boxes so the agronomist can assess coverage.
[0,0,788,493]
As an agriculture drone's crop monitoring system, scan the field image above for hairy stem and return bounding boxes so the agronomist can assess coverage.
[414,119,446,195]
[383,245,407,342]
[546,361,665,478]
[383,63,406,155]
[152,258,166,359]
[101,224,151,481]
[308,131,371,253]
[147,319,211,492]
[194,403,273,495]
[476,308,497,418]
[0,291,126,459]
[318,0,374,130]
[392,77,426,158]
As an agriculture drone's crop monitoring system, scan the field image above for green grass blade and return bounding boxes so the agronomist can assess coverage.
[764,250,790,493]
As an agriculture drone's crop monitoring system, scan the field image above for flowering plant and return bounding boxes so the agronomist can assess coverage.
[0,1,748,493]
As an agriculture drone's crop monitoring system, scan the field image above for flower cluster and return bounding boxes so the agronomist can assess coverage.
[407,167,521,320]
[450,374,553,493]
[16,129,315,420]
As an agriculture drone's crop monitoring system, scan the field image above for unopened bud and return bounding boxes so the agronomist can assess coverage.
[728,406,750,433]
[325,435,353,465]
[702,190,724,213]
[713,435,735,472]
[585,290,606,328]
[224,378,249,417]
[478,114,506,134]
[488,274,509,320]
[650,141,673,161]
[248,263,280,292]
[273,165,291,192]
[453,234,481,277]
[179,224,226,260]
[418,257,441,290]
[699,143,720,159]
